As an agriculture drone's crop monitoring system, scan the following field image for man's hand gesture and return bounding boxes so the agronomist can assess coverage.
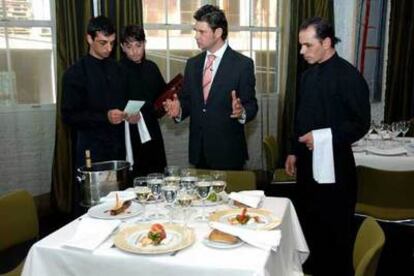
[163,94,181,118]
[230,90,244,119]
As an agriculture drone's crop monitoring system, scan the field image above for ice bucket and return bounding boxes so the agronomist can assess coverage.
[77,160,130,207]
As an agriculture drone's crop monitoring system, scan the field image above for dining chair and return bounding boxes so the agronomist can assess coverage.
[190,169,256,192]
[353,217,385,276]
[356,166,414,222]
[263,135,296,184]
[0,189,39,276]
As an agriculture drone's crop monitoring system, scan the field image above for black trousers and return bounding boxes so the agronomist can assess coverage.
[296,147,357,276]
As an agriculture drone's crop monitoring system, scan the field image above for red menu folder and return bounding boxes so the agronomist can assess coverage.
[154,73,184,117]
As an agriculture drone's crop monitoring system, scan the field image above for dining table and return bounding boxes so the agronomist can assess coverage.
[22,196,309,276]
[353,136,414,171]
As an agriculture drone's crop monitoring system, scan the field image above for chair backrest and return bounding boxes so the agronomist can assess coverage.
[189,169,256,192]
[263,135,278,172]
[353,217,385,276]
[0,189,39,251]
[356,166,414,220]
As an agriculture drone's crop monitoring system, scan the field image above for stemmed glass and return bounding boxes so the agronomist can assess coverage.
[164,166,181,187]
[210,170,227,201]
[180,168,198,192]
[400,121,410,139]
[177,189,194,228]
[161,185,179,224]
[134,177,151,221]
[147,173,166,220]
[194,177,212,222]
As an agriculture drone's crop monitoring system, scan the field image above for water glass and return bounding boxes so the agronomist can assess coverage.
[194,179,212,222]
[147,176,165,220]
[211,170,227,181]
[164,166,181,177]
[161,185,179,223]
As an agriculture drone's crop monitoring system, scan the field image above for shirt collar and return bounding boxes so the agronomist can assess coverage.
[206,40,228,59]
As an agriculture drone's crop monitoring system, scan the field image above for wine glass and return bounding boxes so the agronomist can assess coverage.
[164,166,180,177]
[134,186,151,222]
[210,170,227,181]
[177,189,194,228]
[194,178,212,222]
[147,174,166,220]
[161,185,178,224]
[400,121,410,139]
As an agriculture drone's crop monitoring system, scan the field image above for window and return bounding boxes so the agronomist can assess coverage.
[355,0,388,102]
[142,0,279,94]
[0,0,56,105]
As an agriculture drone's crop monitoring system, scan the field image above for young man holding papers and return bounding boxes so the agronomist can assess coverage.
[120,25,167,177]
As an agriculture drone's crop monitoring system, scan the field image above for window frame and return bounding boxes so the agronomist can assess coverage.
[0,0,57,107]
[142,0,281,94]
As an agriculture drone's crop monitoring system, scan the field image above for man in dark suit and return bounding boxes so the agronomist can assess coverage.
[164,4,258,170]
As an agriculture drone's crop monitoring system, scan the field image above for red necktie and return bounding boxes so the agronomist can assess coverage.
[202,54,216,102]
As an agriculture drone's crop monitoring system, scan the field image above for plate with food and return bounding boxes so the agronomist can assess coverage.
[87,195,143,219]
[208,208,280,230]
[202,229,244,249]
[113,223,195,254]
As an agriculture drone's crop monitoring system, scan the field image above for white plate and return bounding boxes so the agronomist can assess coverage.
[87,201,143,220]
[366,146,407,156]
[209,208,280,230]
[114,224,195,254]
[202,237,244,249]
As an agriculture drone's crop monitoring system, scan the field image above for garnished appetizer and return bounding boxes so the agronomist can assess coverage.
[139,223,167,246]
[228,208,263,225]
[106,193,131,216]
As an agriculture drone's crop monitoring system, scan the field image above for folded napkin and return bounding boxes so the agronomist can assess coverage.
[100,191,136,202]
[125,113,152,170]
[210,221,281,251]
[63,217,121,251]
[312,128,336,184]
[228,190,265,208]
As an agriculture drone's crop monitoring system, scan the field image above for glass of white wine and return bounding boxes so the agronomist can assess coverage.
[177,189,194,227]
[134,186,151,222]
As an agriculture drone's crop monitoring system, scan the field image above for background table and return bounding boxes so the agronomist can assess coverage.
[353,137,414,171]
[22,197,309,276]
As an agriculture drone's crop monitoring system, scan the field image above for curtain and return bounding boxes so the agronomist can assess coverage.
[99,0,144,60]
[384,0,414,122]
[276,0,334,166]
[52,0,93,213]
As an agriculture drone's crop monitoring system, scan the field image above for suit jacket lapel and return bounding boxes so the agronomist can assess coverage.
[194,52,205,104]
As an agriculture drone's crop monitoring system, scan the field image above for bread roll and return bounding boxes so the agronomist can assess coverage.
[208,229,238,244]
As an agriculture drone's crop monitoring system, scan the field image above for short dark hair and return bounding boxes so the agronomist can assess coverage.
[193,4,228,40]
[87,16,115,39]
[120,24,146,44]
[300,17,341,47]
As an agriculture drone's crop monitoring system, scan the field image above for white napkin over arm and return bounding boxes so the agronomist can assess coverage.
[63,217,121,251]
[312,128,336,184]
[137,111,151,143]
[124,111,152,170]
[210,221,281,252]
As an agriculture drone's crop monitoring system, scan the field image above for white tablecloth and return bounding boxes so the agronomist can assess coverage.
[22,197,309,276]
[353,137,414,171]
